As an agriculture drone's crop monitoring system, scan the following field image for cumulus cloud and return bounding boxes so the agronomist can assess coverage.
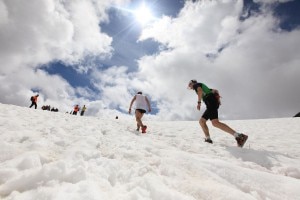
[254,0,293,3]
[1,0,299,120]
[0,0,115,71]
[130,0,300,120]
[0,0,124,112]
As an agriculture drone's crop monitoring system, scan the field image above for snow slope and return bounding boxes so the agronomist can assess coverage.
[0,103,299,200]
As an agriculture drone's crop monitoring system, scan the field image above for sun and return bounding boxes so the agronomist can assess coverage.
[133,3,154,25]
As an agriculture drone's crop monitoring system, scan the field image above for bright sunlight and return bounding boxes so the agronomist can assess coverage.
[133,3,154,25]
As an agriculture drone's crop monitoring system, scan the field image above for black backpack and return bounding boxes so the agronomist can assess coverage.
[30,96,34,101]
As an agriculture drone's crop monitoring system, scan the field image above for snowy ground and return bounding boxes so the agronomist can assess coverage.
[0,103,299,200]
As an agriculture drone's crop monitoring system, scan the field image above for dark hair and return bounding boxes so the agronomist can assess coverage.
[137,92,142,94]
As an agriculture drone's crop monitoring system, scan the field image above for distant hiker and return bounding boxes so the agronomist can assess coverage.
[29,94,39,109]
[115,116,118,119]
[42,105,51,111]
[51,107,58,112]
[188,80,248,147]
[129,91,151,133]
[73,105,80,115]
[80,105,87,116]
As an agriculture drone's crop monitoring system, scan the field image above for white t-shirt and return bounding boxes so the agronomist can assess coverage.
[135,94,147,110]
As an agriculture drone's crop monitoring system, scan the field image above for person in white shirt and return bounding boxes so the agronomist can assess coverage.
[129,92,151,133]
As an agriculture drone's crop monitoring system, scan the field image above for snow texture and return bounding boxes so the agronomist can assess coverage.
[0,103,299,200]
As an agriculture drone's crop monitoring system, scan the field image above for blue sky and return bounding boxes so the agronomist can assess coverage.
[0,0,300,120]
[44,0,186,89]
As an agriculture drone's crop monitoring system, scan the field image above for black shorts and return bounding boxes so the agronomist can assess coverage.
[136,109,146,114]
[202,108,218,120]
[202,93,219,120]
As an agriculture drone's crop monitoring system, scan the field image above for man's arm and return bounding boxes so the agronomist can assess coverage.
[196,87,203,110]
[129,95,136,114]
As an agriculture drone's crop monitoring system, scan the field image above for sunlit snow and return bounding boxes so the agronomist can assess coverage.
[0,103,299,200]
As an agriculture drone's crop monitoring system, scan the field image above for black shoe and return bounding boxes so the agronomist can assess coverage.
[236,133,248,147]
[205,138,213,144]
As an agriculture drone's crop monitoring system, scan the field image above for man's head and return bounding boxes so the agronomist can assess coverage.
[188,80,197,89]
[137,91,142,95]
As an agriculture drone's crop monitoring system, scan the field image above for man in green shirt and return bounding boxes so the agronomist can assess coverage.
[188,80,248,147]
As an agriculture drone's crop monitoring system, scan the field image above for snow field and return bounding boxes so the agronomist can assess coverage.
[0,103,299,200]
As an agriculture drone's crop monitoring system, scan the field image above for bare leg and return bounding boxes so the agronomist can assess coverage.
[135,110,144,127]
[199,118,210,138]
[211,119,235,136]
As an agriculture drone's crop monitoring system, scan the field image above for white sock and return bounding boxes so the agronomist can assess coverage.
[234,132,240,138]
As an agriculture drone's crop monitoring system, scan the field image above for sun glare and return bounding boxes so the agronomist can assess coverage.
[134,3,154,25]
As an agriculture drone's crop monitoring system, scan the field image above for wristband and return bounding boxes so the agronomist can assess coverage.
[197,101,201,104]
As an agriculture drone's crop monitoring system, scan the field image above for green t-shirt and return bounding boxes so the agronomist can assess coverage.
[193,83,212,99]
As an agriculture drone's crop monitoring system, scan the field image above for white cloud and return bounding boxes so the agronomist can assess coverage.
[140,0,243,53]
[1,0,299,120]
[0,0,8,25]
[254,0,293,3]
[0,0,126,113]
[91,66,136,110]
[0,0,115,71]
[130,0,300,120]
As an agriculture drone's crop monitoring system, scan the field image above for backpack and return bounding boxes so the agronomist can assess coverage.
[213,90,221,105]
[30,96,34,101]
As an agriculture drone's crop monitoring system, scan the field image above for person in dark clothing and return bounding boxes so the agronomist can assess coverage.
[188,80,248,147]
[29,94,39,109]
[80,105,86,116]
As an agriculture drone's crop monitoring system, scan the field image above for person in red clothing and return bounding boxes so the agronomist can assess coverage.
[29,94,39,109]
[73,105,80,115]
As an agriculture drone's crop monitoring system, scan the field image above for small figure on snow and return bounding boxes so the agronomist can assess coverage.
[29,94,39,109]
[80,105,87,116]
[129,92,151,133]
[73,105,80,115]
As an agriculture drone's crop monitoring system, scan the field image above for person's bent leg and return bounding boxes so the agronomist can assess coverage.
[211,119,235,135]
[199,118,210,138]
